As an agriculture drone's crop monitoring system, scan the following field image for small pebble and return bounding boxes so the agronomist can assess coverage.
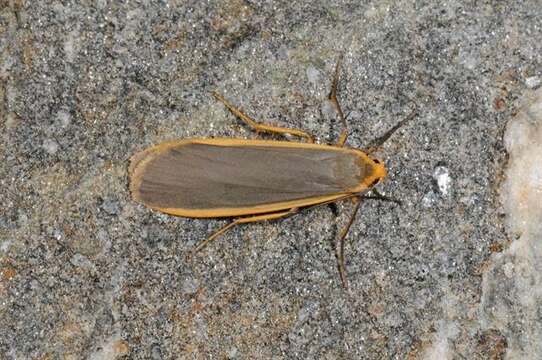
[42,139,59,155]
[525,76,540,89]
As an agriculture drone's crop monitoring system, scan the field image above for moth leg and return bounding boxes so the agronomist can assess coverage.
[362,189,402,205]
[193,208,299,253]
[212,91,314,143]
[336,195,362,289]
[328,54,349,147]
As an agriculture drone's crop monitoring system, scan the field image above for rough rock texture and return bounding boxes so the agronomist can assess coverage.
[1,1,540,359]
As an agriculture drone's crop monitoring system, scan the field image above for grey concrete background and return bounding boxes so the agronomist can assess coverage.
[1,1,540,359]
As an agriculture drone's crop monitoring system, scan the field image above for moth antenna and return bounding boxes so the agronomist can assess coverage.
[367,102,417,153]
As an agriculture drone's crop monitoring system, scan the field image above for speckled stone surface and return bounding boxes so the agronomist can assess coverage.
[1,1,541,359]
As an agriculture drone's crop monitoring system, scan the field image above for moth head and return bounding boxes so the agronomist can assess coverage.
[368,158,387,187]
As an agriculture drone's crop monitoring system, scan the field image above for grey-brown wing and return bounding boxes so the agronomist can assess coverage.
[130,142,365,209]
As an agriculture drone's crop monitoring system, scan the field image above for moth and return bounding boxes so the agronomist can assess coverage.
[129,57,415,288]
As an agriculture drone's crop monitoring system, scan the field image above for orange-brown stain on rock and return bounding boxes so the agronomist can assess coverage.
[113,340,129,356]
[1,267,16,281]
